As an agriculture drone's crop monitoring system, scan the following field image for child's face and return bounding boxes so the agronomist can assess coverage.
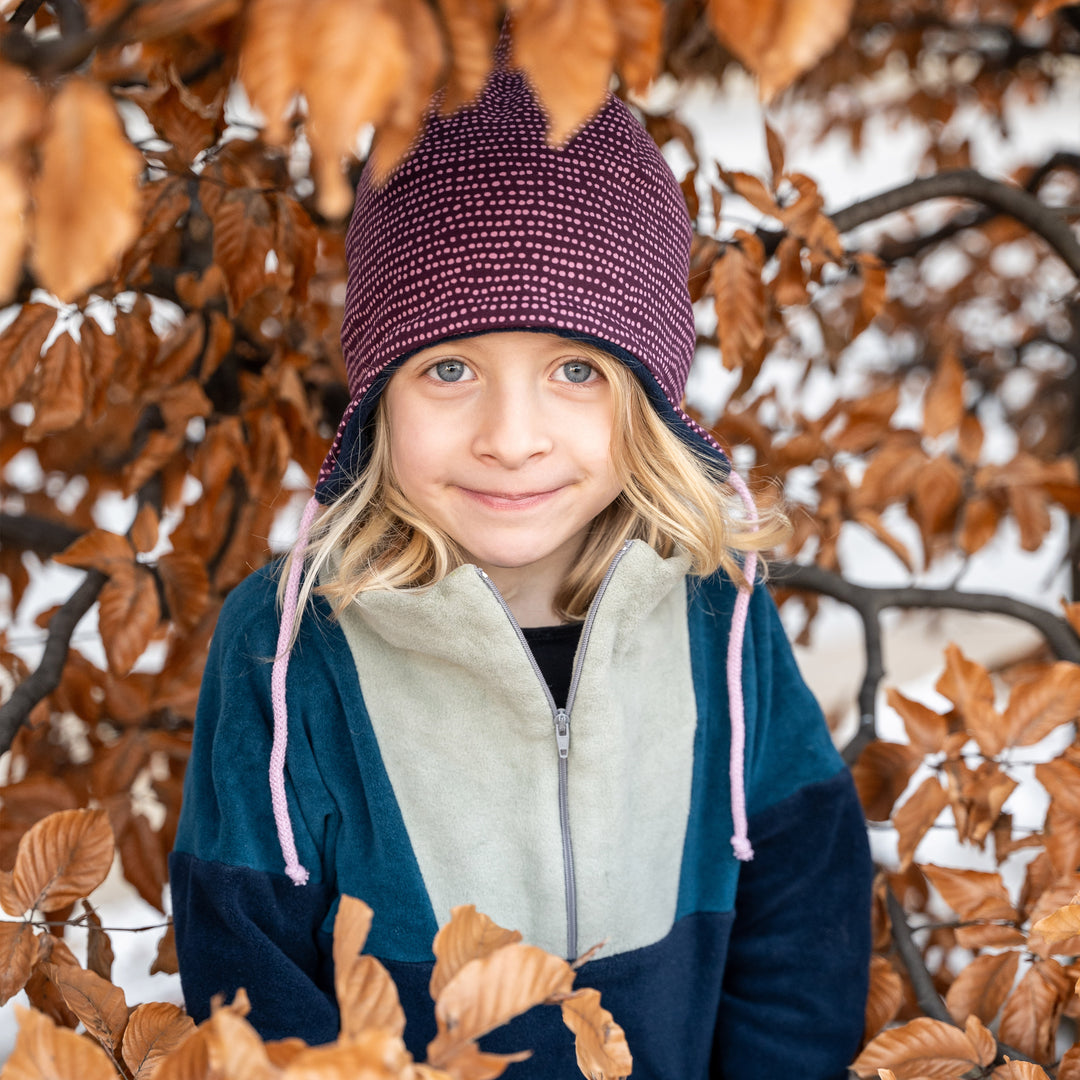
[384,331,622,597]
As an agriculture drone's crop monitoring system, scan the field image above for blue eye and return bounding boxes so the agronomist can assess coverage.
[431,359,469,382]
[560,361,594,384]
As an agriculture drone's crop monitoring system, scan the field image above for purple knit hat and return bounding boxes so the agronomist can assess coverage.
[314,56,727,503]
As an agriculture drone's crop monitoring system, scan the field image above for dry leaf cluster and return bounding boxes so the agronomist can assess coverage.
[0,808,630,1079]
[2,0,1080,1076]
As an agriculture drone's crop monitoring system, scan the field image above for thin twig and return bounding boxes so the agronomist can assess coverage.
[0,570,106,755]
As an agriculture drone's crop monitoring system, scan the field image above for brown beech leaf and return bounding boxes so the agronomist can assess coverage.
[958,494,1001,556]
[706,0,855,101]
[851,740,923,822]
[331,895,405,1039]
[852,1014,995,1078]
[156,552,211,633]
[303,0,408,216]
[1036,755,1080,820]
[560,988,632,1080]
[122,1002,197,1080]
[153,1025,209,1080]
[936,643,1004,758]
[333,895,373,988]
[117,811,169,913]
[54,529,134,576]
[911,455,965,556]
[430,905,524,1001]
[886,688,948,754]
[203,1006,276,1080]
[238,0,304,143]
[25,332,85,440]
[0,159,28,305]
[280,1028,413,1078]
[6,1004,118,1080]
[957,412,984,466]
[921,865,1015,922]
[945,950,1020,1025]
[367,0,443,183]
[0,303,56,410]
[427,944,575,1067]
[98,564,162,677]
[1031,904,1080,950]
[852,252,887,337]
[999,958,1071,1063]
[0,922,41,1006]
[11,808,114,914]
[717,167,783,218]
[511,0,617,145]
[999,1061,1053,1080]
[31,78,143,302]
[438,0,498,113]
[47,962,129,1052]
[710,229,767,373]
[773,234,809,307]
[83,901,115,983]
[894,776,949,871]
[1003,663,1080,748]
[266,1038,306,1068]
[864,956,903,1043]
[130,505,160,556]
[611,0,664,93]
[151,920,179,976]
[1058,1044,1080,1080]
[338,955,405,1041]
[923,347,965,439]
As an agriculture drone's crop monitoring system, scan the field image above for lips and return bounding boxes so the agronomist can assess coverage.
[457,486,564,510]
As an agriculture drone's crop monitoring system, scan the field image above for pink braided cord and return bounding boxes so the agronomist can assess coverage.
[724,470,758,862]
[268,495,320,886]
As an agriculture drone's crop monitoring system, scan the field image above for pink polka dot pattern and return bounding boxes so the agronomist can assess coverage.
[316,62,709,501]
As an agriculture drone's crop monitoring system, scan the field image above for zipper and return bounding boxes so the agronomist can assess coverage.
[475,540,632,960]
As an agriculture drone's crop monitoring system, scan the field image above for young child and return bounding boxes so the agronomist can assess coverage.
[170,42,872,1080]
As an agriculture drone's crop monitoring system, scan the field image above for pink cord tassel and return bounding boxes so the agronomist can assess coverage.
[724,470,758,862]
[268,495,321,886]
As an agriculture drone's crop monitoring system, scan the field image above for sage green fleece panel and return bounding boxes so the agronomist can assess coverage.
[335,541,697,959]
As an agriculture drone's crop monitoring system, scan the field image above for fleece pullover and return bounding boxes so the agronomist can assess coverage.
[169,541,872,1079]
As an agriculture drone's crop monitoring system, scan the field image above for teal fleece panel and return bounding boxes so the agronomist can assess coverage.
[678,573,845,918]
[173,566,439,957]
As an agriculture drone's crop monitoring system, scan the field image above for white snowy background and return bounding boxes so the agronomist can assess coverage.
[1,60,1079,1060]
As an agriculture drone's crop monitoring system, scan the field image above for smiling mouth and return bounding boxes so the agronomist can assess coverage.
[458,487,564,508]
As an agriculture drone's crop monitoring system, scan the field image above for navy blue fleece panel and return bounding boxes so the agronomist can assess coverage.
[384,911,734,1079]
[169,851,339,1043]
[710,769,872,1079]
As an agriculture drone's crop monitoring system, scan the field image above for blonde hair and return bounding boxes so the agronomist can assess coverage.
[281,344,789,634]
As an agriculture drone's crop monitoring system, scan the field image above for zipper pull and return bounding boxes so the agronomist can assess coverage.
[554,709,570,759]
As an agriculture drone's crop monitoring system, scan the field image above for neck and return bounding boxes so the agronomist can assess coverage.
[480,561,566,627]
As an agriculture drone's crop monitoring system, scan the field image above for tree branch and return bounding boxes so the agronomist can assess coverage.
[0,513,83,557]
[776,562,1080,663]
[830,169,1080,280]
[773,561,1080,760]
[0,570,105,755]
[886,888,952,1023]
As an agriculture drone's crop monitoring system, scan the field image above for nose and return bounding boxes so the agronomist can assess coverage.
[471,380,553,469]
